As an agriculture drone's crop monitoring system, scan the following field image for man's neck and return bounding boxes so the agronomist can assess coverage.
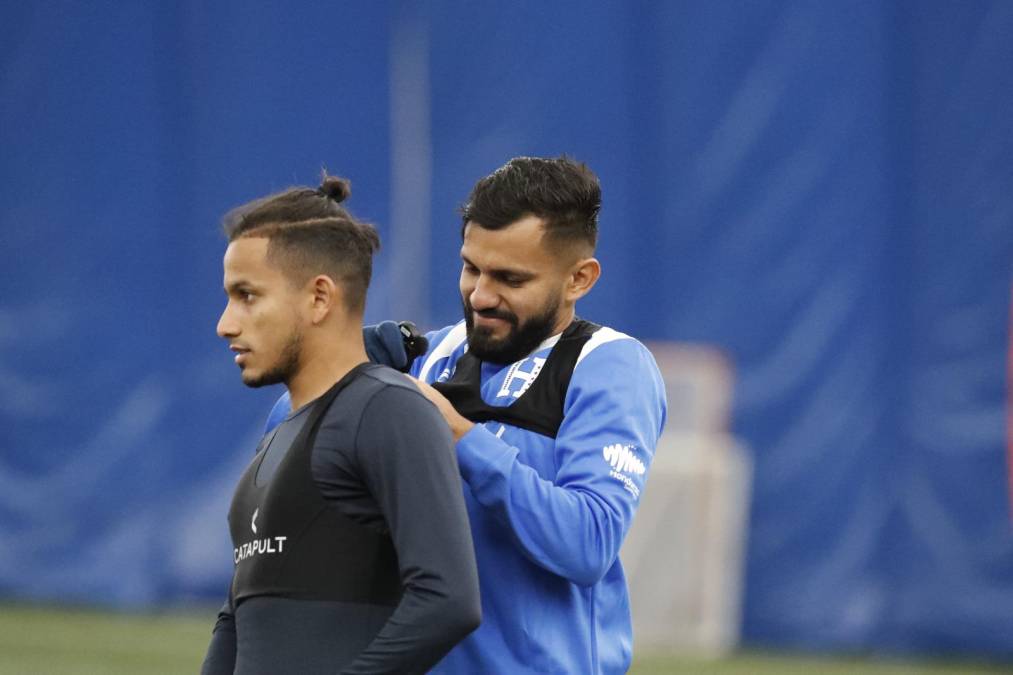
[549,307,576,338]
[286,345,368,410]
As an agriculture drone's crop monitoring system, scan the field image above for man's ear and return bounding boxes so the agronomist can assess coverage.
[307,274,342,325]
[566,257,601,303]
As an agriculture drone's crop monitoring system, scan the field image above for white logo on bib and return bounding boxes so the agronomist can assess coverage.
[497,357,546,399]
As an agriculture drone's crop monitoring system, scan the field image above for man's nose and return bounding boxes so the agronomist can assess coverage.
[469,277,499,311]
[217,305,239,338]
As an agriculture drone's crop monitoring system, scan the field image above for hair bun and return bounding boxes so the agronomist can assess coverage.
[319,175,351,203]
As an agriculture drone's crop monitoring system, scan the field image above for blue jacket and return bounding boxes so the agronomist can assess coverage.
[267,320,666,673]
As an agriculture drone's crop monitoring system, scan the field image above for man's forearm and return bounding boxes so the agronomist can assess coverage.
[340,587,480,674]
[200,602,237,675]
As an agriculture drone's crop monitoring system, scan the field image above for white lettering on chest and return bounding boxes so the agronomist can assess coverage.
[234,535,289,564]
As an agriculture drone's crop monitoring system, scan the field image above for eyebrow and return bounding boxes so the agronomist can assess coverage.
[460,254,536,281]
[224,280,257,294]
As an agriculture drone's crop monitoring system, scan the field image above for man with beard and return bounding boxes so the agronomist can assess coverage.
[201,176,480,675]
[267,157,667,673]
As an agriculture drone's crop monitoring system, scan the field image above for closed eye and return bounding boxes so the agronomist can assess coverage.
[493,270,534,287]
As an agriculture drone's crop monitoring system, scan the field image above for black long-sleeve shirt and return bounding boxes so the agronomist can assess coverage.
[201,366,480,674]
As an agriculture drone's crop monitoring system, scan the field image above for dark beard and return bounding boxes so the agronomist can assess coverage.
[463,295,561,365]
[243,329,303,388]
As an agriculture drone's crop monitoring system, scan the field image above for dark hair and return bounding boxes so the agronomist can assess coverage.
[460,156,600,253]
[222,175,380,313]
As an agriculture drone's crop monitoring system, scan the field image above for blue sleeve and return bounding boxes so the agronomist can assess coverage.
[264,391,290,435]
[454,339,667,586]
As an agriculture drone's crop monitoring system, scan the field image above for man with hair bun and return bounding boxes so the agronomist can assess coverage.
[201,176,480,675]
[270,156,668,673]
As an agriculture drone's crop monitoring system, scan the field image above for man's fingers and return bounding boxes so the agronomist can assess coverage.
[406,374,430,395]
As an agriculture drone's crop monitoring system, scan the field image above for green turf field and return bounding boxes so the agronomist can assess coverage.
[0,603,1007,674]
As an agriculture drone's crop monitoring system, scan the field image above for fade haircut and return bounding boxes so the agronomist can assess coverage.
[460,156,600,255]
[222,176,380,313]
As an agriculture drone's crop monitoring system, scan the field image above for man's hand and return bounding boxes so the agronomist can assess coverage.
[408,377,475,443]
[364,321,429,372]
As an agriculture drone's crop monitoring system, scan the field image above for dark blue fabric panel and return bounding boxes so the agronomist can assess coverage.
[884,1,1013,655]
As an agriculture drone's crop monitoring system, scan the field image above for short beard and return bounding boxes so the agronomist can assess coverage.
[242,328,303,388]
[463,294,561,365]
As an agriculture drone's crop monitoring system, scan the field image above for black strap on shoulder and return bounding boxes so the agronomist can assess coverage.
[433,319,600,438]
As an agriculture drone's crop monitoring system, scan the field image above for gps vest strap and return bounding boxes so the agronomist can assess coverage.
[433,319,600,438]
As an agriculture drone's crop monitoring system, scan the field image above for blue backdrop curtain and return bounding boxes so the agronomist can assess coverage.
[1,0,1011,657]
